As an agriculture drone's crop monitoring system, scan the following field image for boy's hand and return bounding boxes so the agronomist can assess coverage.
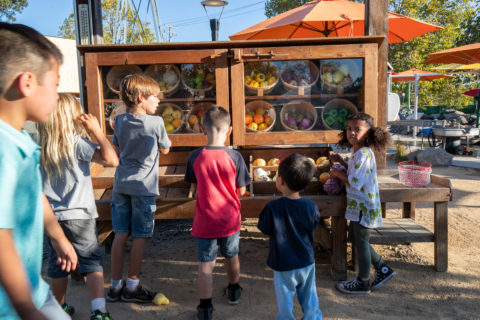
[79,113,102,135]
[50,237,77,272]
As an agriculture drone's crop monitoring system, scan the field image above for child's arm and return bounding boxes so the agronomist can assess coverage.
[237,186,246,196]
[329,153,348,169]
[160,147,170,155]
[0,230,48,320]
[80,114,119,167]
[330,168,349,184]
[43,194,78,272]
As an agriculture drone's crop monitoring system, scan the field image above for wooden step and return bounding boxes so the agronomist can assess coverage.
[369,218,434,244]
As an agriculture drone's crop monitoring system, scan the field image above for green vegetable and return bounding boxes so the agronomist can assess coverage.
[325,116,335,126]
[328,109,338,117]
[336,115,345,123]
[339,108,348,116]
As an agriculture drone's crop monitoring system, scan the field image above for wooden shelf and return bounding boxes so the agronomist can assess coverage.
[244,93,360,100]
[104,97,217,104]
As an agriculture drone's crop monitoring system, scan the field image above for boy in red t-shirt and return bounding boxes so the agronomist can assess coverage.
[184,106,251,320]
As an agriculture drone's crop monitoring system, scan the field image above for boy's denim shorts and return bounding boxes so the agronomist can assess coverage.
[47,219,103,278]
[111,192,156,237]
[196,231,240,262]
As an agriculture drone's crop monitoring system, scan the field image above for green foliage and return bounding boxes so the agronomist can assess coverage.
[0,0,28,22]
[265,0,309,18]
[58,12,75,39]
[57,0,155,44]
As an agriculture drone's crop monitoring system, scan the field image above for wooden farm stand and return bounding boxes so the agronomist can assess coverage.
[79,37,451,280]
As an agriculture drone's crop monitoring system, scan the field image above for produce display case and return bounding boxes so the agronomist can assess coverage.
[79,37,384,280]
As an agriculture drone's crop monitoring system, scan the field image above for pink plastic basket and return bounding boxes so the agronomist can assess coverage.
[398,161,432,187]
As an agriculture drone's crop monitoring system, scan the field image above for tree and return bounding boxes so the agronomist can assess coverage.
[265,0,478,108]
[0,0,28,22]
[57,0,156,44]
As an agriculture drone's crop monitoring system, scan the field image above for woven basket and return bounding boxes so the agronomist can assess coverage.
[156,103,184,134]
[245,100,276,132]
[280,60,319,91]
[106,65,143,94]
[320,60,358,94]
[280,100,317,131]
[144,64,180,98]
[321,99,358,130]
[181,63,215,95]
[108,102,126,130]
[185,102,215,133]
[244,62,280,95]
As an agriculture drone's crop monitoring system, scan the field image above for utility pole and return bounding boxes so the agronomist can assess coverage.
[165,24,177,42]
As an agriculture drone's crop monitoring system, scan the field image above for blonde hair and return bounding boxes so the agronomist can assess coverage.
[37,93,89,180]
[120,74,160,109]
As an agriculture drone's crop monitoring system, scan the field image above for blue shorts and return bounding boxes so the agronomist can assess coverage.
[111,192,156,237]
[47,219,103,278]
[197,231,240,262]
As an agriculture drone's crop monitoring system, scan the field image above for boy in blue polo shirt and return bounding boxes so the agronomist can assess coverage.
[258,153,323,320]
[0,23,77,319]
[107,74,171,304]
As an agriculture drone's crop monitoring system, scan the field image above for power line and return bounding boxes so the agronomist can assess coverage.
[175,7,265,27]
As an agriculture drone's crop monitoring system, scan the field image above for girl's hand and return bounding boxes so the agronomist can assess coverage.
[79,113,101,135]
[329,153,342,163]
[330,168,349,184]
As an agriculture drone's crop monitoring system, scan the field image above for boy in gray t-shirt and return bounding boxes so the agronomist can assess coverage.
[108,74,171,304]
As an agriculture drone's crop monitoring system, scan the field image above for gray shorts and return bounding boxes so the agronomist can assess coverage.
[47,219,104,278]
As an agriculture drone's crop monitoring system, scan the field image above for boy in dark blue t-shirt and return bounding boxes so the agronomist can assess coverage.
[258,153,323,320]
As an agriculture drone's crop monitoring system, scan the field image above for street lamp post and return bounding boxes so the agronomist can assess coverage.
[201,0,228,41]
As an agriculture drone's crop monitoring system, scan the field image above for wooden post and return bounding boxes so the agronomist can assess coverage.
[331,216,347,280]
[365,0,388,169]
[402,201,416,219]
[434,201,448,271]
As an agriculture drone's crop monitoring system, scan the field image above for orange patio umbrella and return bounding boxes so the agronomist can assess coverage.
[391,68,453,130]
[229,0,442,43]
[423,42,480,65]
[391,68,454,82]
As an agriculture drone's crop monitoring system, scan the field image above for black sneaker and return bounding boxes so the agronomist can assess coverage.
[62,303,75,316]
[336,278,371,294]
[196,306,213,320]
[225,285,242,305]
[90,309,114,320]
[371,265,396,290]
[121,284,156,303]
[106,282,125,302]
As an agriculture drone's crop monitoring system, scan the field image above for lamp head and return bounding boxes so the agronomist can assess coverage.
[201,0,228,7]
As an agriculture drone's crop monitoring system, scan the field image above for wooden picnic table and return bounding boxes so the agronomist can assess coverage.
[92,166,452,281]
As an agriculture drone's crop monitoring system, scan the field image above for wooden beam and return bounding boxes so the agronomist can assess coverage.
[365,0,388,169]
[434,201,448,271]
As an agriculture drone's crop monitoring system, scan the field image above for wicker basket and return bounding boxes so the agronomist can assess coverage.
[398,161,432,187]
[245,100,276,132]
[244,62,280,95]
[108,102,126,130]
[280,100,317,131]
[106,65,143,94]
[181,63,215,95]
[320,60,358,94]
[185,102,215,133]
[144,64,180,98]
[321,99,358,130]
[156,103,184,134]
[280,60,319,91]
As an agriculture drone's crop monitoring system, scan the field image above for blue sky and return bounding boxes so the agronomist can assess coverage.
[13,0,267,42]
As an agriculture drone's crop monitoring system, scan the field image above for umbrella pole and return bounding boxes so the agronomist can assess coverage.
[413,74,419,138]
[407,82,411,114]
[476,92,480,128]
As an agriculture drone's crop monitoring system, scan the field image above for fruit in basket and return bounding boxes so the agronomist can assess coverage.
[253,158,266,166]
[172,118,182,129]
[258,123,268,131]
[245,114,253,125]
[307,157,315,166]
[281,61,317,87]
[248,122,258,131]
[264,115,273,126]
[316,156,327,165]
[267,158,280,166]
[321,62,353,89]
[299,118,313,130]
[333,71,344,84]
[256,107,266,116]
[188,114,199,125]
[183,63,215,90]
[253,114,264,124]
[319,172,330,184]
[165,123,175,133]
[284,116,297,130]
[283,111,314,131]
[245,62,278,88]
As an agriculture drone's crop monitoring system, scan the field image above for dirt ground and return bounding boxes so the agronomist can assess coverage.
[59,160,480,320]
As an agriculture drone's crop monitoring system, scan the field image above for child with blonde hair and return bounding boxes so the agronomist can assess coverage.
[108,74,171,304]
[37,93,118,319]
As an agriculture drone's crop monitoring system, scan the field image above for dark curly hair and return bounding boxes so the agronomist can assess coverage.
[337,112,391,151]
